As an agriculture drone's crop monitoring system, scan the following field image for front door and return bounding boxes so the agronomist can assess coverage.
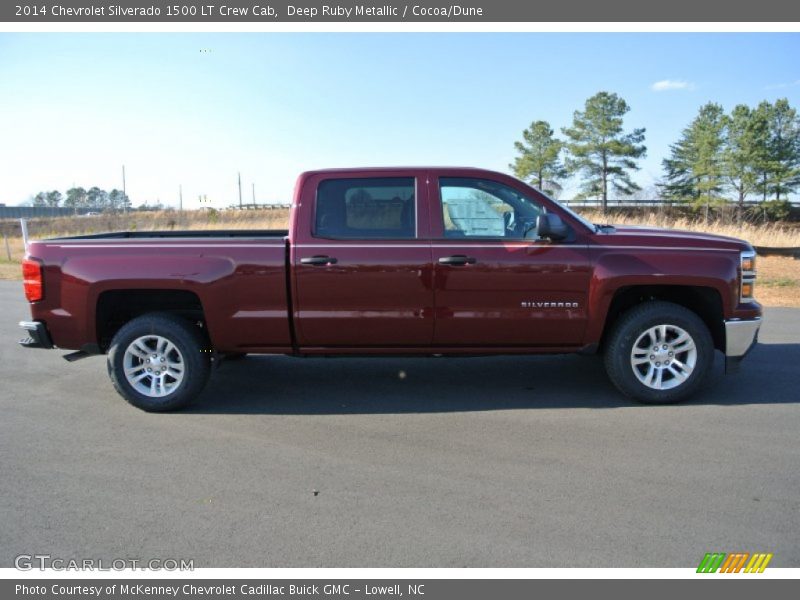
[430,174,592,347]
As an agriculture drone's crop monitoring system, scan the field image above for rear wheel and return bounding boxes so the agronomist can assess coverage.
[107,313,211,411]
[604,301,714,404]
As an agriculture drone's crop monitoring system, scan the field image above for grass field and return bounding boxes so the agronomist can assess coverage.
[1,208,799,307]
[579,210,800,247]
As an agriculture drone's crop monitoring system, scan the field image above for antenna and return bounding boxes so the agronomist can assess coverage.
[20,218,29,250]
[238,172,243,209]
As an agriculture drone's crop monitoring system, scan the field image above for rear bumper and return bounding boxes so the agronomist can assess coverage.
[724,317,760,374]
[19,320,55,349]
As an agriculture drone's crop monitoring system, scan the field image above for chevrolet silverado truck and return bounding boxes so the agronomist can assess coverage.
[19,167,761,411]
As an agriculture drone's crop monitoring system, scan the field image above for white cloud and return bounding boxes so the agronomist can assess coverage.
[651,79,695,92]
[764,80,800,90]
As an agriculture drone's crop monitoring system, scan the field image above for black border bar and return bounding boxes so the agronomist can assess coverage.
[4,0,800,22]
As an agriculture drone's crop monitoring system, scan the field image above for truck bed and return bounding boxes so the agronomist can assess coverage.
[26,229,292,352]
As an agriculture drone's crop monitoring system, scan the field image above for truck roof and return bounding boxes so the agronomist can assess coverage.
[300,166,506,176]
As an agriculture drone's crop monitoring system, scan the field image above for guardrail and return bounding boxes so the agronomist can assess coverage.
[0,206,97,219]
[754,246,800,258]
[561,199,800,208]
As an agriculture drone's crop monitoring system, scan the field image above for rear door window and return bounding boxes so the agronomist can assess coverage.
[315,177,416,239]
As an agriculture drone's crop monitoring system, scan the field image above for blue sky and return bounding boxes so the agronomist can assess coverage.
[1,33,798,207]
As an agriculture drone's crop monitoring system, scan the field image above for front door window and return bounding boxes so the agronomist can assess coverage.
[439,177,545,240]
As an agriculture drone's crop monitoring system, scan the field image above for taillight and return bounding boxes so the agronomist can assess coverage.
[22,259,44,302]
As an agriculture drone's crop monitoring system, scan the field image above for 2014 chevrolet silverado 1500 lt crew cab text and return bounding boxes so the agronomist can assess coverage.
[19,167,762,411]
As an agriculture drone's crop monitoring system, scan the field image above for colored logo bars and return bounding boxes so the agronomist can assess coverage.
[697,552,773,573]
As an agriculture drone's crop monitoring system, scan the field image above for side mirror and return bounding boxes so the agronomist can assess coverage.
[536,213,569,241]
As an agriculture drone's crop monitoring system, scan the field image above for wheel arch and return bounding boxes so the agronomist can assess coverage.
[96,289,207,352]
[599,285,725,353]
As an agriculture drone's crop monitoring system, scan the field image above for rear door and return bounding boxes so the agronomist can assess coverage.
[430,172,593,347]
[292,171,434,347]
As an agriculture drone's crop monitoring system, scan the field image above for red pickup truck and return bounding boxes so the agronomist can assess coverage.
[19,167,761,411]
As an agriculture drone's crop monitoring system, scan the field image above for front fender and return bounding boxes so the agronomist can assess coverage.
[584,249,739,345]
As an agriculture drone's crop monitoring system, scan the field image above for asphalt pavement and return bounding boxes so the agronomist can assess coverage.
[1,280,798,567]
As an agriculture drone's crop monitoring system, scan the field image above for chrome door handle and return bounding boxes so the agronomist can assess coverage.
[438,255,477,266]
[300,255,338,266]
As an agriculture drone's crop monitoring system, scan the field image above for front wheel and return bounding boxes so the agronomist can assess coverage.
[604,301,714,404]
[107,313,211,411]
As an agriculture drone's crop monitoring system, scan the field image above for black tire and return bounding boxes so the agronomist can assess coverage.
[604,301,714,404]
[107,312,211,411]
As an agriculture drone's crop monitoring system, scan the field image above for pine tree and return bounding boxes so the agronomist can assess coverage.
[65,187,88,213]
[107,189,132,212]
[662,103,727,219]
[510,120,566,196]
[87,187,107,209]
[724,105,769,220]
[45,190,62,207]
[562,92,646,214]
[765,98,800,201]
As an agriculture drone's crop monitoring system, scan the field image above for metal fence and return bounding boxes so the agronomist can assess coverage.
[0,206,95,219]
[0,205,294,220]
[227,203,292,210]
[560,198,800,208]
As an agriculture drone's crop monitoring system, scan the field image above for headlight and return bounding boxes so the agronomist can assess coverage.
[740,250,756,303]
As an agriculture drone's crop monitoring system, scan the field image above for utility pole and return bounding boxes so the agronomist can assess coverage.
[179,185,183,211]
[238,172,243,209]
[252,183,256,206]
[122,165,127,214]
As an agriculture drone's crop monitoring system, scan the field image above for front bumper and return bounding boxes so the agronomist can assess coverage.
[724,317,761,373]
[19,320,54,349]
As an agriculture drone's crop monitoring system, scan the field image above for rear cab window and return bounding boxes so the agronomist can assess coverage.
[314,177,416,239]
